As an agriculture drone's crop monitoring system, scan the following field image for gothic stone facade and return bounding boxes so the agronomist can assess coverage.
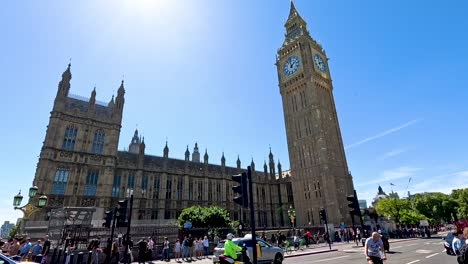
[32,3,355,228]
[276,2,355,226]
[32,65,293,228]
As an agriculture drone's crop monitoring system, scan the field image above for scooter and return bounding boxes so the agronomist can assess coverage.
[219,248,251,264]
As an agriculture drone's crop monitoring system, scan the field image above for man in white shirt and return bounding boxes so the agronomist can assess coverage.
[365,232,387,264]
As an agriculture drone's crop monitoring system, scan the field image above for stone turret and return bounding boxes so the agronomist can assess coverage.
[192,142,200,162]
[163,141,169,158]
[185,145,190,161]
[221,152,226,168]
[204,149,209,164]
[236,155,241,170]
[128,129,141,154]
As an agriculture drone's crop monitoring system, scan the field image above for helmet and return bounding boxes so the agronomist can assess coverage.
[226,233,234,240]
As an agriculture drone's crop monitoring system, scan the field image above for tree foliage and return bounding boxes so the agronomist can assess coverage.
[451,188,468,219]
[410,192,457,222]
[9,224,18,238]
[177,206,231,228]
[375,198,410,224]
[374,188,468,224]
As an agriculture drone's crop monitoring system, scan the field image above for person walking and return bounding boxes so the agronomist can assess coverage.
[181,236,189,261]
[188,234,194,260]
[147,237,154,261]
[31,240,42,262]
[20,238,32,260]
[174,238,181,262]
[202,236,209,259]
[9,238,20,257]
[162,237,170,261]
[40,235,51,264]
[137,238,148,264]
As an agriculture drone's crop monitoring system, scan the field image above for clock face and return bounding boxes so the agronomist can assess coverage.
[283,56,301,77]
[313,54,326,73]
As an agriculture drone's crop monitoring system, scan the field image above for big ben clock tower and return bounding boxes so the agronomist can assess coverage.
[276,1,355,226]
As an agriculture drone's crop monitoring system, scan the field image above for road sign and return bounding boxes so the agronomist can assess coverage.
[184,222,192,229]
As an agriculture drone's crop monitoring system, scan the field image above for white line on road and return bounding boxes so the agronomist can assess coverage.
[406,243,418,246]
[311,255,350,263]
[426,253,439,258]
[393,246,402,249]
[406,260,420,264]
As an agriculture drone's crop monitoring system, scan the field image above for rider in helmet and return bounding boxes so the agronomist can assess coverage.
[223,233,242,263]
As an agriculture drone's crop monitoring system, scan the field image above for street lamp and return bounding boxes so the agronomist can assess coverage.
[287,205,296,230]
[12,186,48,235]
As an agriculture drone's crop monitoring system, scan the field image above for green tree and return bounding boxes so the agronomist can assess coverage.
[410,192,457,222]
[451,188,468,219]
[178,206,231,228]
[375,198,410,224]
[9,224,18,238]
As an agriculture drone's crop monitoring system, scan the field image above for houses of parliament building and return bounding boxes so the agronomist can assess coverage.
[30,2,355,229]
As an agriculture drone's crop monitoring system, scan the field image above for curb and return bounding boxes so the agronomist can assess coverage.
[284,249,338,258]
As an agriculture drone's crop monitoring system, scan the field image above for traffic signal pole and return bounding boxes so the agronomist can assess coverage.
[105,207,118,264]
[124,193,134,264]
[247,166,258,264]
[321,209,331,251]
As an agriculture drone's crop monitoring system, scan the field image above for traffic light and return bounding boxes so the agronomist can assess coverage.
[117,199,128,227]
[232,172,248,208]
[319,208,327,223]
[103,210,113,228]
[347,193,361,216]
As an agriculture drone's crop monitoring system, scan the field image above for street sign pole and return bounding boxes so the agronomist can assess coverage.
[247,166,257,264]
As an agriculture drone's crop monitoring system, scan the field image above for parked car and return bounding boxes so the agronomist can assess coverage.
[0,253,34,264]
[213,234,284,264]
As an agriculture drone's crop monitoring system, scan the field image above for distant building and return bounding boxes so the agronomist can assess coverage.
[1,221,15,238]
[358,200,367,210]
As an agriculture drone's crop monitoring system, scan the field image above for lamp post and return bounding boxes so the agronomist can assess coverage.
[13,186,48,235]
[287,205,296,231]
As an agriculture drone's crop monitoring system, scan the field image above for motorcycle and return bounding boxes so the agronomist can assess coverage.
[444,241,455,255]
[219,248,251,264]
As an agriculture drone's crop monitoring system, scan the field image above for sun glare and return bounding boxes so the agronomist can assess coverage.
[123,0,174,16]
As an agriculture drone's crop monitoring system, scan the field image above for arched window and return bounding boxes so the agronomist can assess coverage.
[91,130,105,154]
[112,175,121,197]
[52,168,69,195]
[84,170,99,196]
[62,125,78,151]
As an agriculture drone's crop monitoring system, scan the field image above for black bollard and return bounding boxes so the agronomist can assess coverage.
[77,252,84,264]
[69,253,75,264]
[50,247,59,264]
[57,248,63,264]
[86,251,93,264]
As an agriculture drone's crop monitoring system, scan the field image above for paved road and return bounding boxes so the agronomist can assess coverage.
[284,237,455,264]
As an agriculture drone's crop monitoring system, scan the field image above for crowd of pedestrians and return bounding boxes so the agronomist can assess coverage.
[0,235,50,263]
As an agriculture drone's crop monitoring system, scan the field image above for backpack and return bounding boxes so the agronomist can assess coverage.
[458,243,468,264]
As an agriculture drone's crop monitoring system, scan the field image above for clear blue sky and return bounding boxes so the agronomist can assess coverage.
[1,0,467,225]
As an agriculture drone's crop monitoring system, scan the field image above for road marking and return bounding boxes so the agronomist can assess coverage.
[406,243,418,246]
[426,253,439,258]
[393,246,402,249]
[311,255,350,262]
[406,260,420,264]
[415,249,433,254]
